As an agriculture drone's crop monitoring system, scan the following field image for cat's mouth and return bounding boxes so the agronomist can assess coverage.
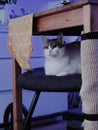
[49,53,52,56]
[49,53,57,57]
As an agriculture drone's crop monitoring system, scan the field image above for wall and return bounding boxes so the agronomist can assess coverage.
[0,26,13,122]
[6,0,62,18]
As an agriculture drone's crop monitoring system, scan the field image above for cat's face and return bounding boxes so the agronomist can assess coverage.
[41,33,66,58]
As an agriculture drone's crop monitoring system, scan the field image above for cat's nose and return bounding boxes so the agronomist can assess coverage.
[49,50,52,53]
[49,51,52,55]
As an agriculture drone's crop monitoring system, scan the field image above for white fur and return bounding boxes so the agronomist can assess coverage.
[44,45,81,76]
[42,34,81,76]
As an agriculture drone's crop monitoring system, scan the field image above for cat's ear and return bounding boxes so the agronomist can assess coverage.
[57,33,65,44]
[41,35,48,44]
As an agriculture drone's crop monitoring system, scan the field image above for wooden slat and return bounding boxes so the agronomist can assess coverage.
[34,7,83,35]
[12,57,23,130]
[33,0,98,35]
[83,4,98,32]
[33,1,85,35]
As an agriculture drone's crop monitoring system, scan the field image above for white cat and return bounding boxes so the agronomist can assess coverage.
[41,33,81,76]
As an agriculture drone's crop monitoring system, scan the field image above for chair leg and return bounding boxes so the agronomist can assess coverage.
[23,91,40,130]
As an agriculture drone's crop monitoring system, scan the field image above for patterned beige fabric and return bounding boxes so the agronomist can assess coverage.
[8,14,33,70]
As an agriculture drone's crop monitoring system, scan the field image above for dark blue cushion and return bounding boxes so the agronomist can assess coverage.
[17,67,82,92]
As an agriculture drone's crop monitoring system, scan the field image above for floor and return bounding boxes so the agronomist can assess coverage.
[0,115,83,130]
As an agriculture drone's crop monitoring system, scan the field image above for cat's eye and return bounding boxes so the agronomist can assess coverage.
[52,44,57,48]
[44,46,48,49]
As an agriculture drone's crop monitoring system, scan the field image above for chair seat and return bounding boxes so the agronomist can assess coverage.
[17,67,82,92]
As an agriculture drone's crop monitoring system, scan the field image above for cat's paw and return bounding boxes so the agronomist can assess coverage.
[56,72,68,76]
